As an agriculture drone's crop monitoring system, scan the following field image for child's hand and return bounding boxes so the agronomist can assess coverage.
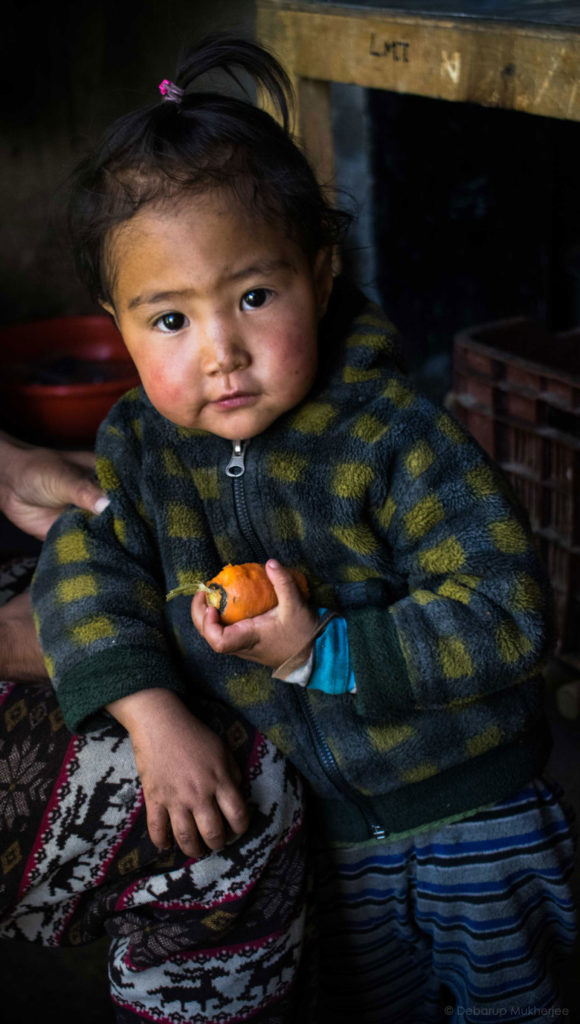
[191,559,318,670]
[107,689,249,858]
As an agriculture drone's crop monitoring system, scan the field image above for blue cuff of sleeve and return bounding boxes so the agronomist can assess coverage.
[308,610,357,694]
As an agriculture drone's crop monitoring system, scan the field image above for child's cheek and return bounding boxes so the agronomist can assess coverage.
[140,363,186,414]
[282,332,318,386]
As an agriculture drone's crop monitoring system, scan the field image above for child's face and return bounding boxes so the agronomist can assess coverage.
[103,192,333,440]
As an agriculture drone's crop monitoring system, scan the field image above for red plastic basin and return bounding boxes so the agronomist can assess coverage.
[0,316,140,445]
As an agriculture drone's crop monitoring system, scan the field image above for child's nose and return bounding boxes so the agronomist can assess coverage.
[200,325,250,376]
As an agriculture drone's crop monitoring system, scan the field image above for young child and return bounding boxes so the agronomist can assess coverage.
[30,34,576,1024]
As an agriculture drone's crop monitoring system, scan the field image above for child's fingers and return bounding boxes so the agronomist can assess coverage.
[175,809,213,858]
[265,558,303,615]
[198,603,261,655]
[146,802,172,852]
[169,790,248,859]
[192,562,316,666]
[191,594,232,649]
[217,764,251,837]
[190,801,227,852]
[191,594,250,651]
[191,590,212,633]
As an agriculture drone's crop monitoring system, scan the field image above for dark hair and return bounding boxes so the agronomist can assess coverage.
[67,34,352,304]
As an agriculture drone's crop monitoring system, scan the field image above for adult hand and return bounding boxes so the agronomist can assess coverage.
[191,559,318,670]
[0,431,108,539]
[0,591,48,681]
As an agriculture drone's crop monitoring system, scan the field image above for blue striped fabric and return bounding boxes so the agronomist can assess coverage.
[312,778,577,1023]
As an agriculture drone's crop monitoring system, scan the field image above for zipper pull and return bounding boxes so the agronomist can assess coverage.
[225,439,248,478]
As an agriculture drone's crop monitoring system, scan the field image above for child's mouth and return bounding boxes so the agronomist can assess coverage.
[212,391,258,410]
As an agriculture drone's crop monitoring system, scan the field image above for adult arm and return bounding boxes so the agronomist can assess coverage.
[0,591,47,681]
[0,429,108,681]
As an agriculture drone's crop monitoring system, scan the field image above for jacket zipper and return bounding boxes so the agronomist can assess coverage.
[225,440,268,559]
[225,439,387,841]
[291,687,387,840]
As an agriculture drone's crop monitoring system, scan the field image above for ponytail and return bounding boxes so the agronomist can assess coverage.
[67,34,352,304]
[174,34,292,132]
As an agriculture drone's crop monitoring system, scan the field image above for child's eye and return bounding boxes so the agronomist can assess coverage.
[154,312,189,333]
[240,288,272,311]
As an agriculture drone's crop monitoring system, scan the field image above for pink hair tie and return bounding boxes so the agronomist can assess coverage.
[158,79,184,103]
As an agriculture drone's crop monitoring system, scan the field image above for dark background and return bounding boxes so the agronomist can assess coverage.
[367,88,580,395]
[2,0,580,401]
[0,0,254,327]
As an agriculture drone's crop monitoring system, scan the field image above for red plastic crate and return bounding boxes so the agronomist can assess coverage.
[452,317,580,661]
[540,539,580,655]
[454,317,580,412]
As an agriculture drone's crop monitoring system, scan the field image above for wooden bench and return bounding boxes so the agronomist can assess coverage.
[257,1,580,181]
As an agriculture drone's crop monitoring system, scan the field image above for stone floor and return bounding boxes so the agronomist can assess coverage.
[1,674,579,1022]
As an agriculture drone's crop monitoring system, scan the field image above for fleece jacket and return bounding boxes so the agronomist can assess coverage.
[32,280,553,842]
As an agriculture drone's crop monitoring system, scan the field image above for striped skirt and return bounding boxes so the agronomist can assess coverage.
[312,779,577,1023]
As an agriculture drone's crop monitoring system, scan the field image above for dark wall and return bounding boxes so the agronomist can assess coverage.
[369,89,580,396]
[0,0,255,325]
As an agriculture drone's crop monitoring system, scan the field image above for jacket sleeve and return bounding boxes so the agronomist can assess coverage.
[339,379,554,720]
[31,400,186,733]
